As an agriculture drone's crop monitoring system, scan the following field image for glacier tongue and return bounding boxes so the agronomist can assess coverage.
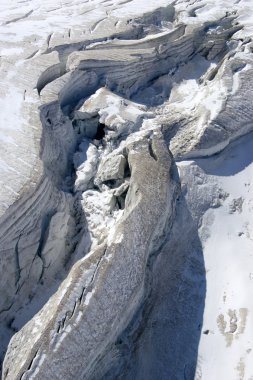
[1,0,253,379]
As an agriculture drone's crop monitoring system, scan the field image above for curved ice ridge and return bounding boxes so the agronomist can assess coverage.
[1,0,253,379]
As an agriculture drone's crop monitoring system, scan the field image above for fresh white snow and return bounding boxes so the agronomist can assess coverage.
[178,133,253,379]
[1,0,253,378]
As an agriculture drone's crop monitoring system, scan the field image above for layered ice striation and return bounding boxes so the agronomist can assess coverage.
[1,0,253,379]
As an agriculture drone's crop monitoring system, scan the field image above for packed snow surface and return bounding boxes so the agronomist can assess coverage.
[1,0,253,379]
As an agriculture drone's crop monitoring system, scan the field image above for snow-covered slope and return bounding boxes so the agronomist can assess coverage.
[124,134,253,380]
[195,136,253,380]
[1,0,253,379]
